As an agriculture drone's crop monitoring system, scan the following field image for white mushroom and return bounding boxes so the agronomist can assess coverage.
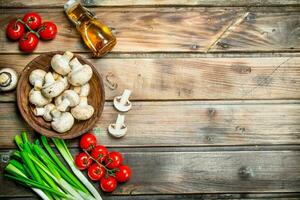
[57,75,69,90]
[71,83,90,97]
[0,68,18,92]
[113,89,132,112]
[68,58,92,86]
[51,109,74,133]
[33,103,56,121]
[71,97,94,120]
[108,114,127,138]
[29,69,46,90]
[51,51,73,75]
[56,90,80,112]
[42,72,66,98]
[29,89,52,107]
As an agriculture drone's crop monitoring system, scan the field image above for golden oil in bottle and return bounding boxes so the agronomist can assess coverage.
[64,0,116,57]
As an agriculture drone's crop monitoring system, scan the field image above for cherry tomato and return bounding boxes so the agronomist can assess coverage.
[22,12,42,30]
[87,163,105,181]
[6,20,25,41]
[39,22,57,40]
[115,165,131,183]
[100,176,117,192]
[80,132,97,151]
[105,151,123,169]
[91,145,108,163]
[19,33,39,52]
[75,152,92,170]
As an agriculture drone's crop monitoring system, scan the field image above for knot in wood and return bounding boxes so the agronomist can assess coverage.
[207,108,216,118]
[190,44,200,50]
[217,41,229,49]
[105,72,118,90]
[245,12,256,21]
[239,166,254,179]
[232,65,251,74]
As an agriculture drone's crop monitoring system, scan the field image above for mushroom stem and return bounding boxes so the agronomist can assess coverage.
[0,72,11,87]
[120,89,131,105]
[57,99,71,111]
[115,114,125,130]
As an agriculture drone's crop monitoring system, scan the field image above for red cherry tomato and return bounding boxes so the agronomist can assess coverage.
[100,176,117,192]
[39,22,57,40]
[91,145,108,163]
[6,20,25,41]
[75,152,92,170]
[115,165,131,183]
[87,163,105,181]
[19,33,39,52]
[22,12,42,30]
[105,152,123,169]
[80,133,97,151]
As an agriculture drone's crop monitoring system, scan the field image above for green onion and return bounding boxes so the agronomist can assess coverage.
[41,136,90,194]
[4,132,102,200]
[52,138,102,200]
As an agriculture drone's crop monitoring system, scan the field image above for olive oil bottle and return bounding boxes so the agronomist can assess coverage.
[64,0,116,57]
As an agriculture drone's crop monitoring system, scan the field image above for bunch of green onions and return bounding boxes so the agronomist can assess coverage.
[4,132,102,200]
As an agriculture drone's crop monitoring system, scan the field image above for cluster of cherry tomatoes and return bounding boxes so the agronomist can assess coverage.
[75,133,132,192]
[6,12,57,52]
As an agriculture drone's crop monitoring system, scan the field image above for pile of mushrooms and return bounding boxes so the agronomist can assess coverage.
[28,51,94,133]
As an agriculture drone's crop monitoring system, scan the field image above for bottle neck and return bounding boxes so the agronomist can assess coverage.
[66,3,93,26]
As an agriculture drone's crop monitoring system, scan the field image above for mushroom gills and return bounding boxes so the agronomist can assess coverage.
[0,68,18,92]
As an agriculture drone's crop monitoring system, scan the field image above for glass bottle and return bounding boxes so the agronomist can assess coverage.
[64,0,116,57]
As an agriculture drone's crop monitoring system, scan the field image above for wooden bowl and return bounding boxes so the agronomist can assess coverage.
[17,51,105,139]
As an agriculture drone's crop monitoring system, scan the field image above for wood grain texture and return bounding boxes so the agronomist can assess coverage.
[1,100,300,148]
[1,54,300,102]
[1,7,300,53]
[1,149,300,195]
[4,194,300,200]
[3,0,300,7]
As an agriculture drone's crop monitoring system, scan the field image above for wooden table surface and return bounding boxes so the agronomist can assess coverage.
[1,0,300,199]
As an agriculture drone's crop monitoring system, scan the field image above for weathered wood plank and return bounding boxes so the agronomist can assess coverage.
[1,149,300,195]
[210,10,300,52]
[1,7,300,53]
[1,54,300,102]
[1,101,300,148]
[4,194,300,200]
[3,0,300,7]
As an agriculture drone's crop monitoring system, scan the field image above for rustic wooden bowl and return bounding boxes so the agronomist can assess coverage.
[17,51,105,139]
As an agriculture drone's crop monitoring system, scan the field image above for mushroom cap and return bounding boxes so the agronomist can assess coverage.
[62,90,80,107]
[108,123,127,138]
[42,72,66,98]
[29,69,46,90]
[68,64,93,86]
[113,97,132,112]
[42,81,65,98]
[51,112,74,133]
[29,89,51,107]
[71,103,94,120]
[0,68,18,92]
[51,51,73,75]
